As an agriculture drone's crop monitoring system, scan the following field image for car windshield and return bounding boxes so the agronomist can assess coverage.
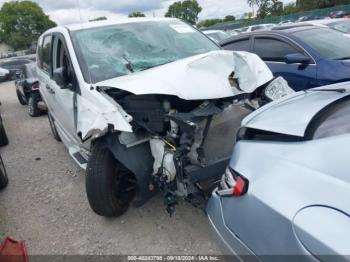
[71,20,219,83]
[293,28,350,60]
[330,20,350,34]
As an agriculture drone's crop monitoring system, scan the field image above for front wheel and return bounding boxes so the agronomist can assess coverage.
[0,154,8,190]
[86,143,137,217]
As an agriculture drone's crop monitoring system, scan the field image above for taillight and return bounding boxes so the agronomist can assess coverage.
[217,167,249,197]
[31,82,39,90]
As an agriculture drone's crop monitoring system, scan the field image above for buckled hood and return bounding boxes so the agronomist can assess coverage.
[95,50,273,100]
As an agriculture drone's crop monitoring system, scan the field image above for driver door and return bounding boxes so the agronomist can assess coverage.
[49,34,80,145]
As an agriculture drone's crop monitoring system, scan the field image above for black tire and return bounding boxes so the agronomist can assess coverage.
[86,143,136,217]
[28,94,43,117]
[0,154,8,190]
[16,89,27,105]
[0,118,9,147]
[47,112,61,142]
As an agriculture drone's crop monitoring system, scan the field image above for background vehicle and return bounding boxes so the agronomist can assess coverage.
[37,18,291,217]
[0,101,8,147]
[15,63,45,117]
[203,30,231,43]
[0,67,10,82]
[0,57,35,80]
[330,10,350,18]
[221,24,350,91]
[304,18,350,34]
[208,83,350,260]
[0,101,8,190]
[238,23,276,33]
[0,153,8,190]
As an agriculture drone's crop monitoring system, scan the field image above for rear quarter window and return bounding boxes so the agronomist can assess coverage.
[311,98,350,139]
[222,38,250,52]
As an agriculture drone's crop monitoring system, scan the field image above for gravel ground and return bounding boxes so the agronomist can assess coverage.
[0,81,221,255]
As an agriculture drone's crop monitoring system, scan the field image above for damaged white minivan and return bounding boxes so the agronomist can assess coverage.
[37,18,292,217]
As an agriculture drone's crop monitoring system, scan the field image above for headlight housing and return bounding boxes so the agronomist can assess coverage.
[264,76,294,101]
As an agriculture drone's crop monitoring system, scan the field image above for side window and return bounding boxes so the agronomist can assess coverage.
[42,35,52,74]
[223,39,250,52]
[37,37,42,68]
[52,36,75,87]
[253,38,299,62]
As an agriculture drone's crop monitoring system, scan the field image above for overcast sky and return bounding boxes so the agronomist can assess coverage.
[1,0,294,25]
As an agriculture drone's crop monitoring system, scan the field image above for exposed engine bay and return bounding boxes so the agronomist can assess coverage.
[103,86,273,214]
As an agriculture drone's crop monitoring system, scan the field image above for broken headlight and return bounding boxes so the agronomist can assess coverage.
[264,77,294,101]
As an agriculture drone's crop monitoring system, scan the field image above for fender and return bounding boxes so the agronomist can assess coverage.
[95,133,156,207]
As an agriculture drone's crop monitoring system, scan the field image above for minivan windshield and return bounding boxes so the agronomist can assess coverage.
[71,20,219,83]
[292,27,350,60]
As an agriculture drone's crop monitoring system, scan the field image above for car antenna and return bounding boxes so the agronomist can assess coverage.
[75,0,95,90]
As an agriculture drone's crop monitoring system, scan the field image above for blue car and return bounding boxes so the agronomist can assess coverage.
[221,24,350,91]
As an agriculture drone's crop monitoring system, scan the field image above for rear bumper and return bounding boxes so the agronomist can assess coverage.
[206,190,259,260]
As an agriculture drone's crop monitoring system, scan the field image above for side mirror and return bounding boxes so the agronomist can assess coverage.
[53,67,69,88]
[285,53,311,64]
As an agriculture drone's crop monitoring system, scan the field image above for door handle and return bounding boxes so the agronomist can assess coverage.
[46,85,55,94]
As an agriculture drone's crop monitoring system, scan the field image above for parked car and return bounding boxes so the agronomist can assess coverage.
[330,10,350,18]
[15,63,45,117]
[307,18,350,34]
[297,15,323,22]
[221,24,350,91]
[37,18,292,217]
[208,82,350,260]
[238,23,276,33]
[0,101,8,147]
[203,30,231,43]
[0,153,8,190]
[0,67,10,82]
[0,57,34,80]
[0,101,8,190]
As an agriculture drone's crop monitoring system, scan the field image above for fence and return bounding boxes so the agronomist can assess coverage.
[205,4,350,30]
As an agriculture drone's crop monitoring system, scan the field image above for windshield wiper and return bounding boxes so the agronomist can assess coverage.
[307,88,347,93]
[336,56,350,60]
[140,61,174,71]
[122,54,134,73]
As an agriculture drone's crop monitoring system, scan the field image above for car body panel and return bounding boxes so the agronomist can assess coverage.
[242,82,350,137]
[207,86,350,259]
[96,50,273,100]
[293,206,350,257]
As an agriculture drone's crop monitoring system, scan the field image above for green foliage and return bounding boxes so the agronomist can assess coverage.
[197,15,235,28]
[0,1,56,51]
[128,12,146,17]
[296,0,350,11]
[165,0,202,25]
[224,15,236,22]
[89,16,107,22]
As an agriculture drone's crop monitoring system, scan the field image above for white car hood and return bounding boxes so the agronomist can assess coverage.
[96,50,273,100]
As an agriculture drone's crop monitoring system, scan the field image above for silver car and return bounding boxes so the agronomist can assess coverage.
[207,83,350,261]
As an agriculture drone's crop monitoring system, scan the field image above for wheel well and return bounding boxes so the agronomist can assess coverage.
[91,133,155,207]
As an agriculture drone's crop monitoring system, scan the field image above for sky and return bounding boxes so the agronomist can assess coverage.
[0,0,294,25]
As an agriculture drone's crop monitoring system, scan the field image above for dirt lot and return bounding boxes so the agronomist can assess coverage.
[0,81,220,255]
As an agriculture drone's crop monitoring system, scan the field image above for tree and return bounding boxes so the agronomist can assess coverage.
[247,0,259,17]
[0,1,56,51]
[223,15,236,22]
[165,0,202,25]
[128,12,146,17]
[89,16,107,22]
